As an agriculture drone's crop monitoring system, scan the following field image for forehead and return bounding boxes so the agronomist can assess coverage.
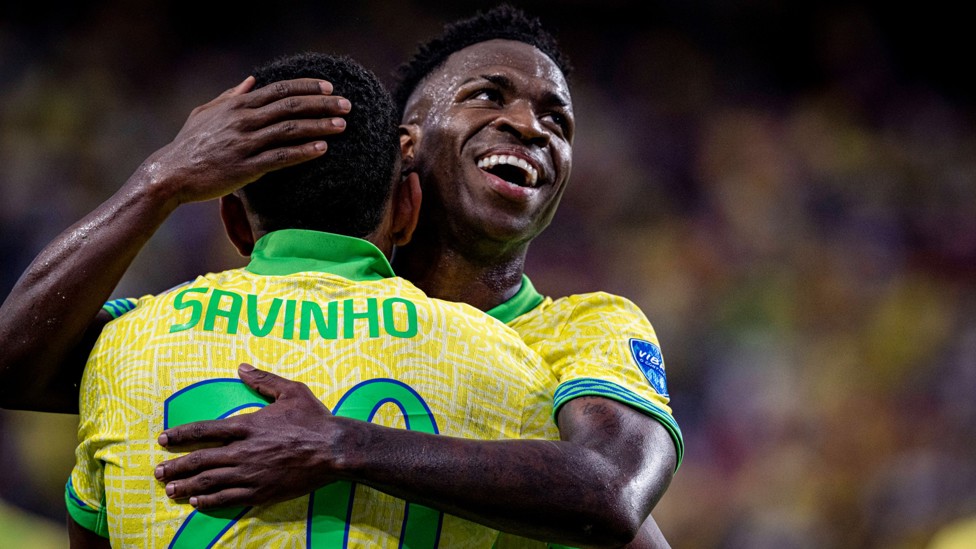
[433,39,571,101]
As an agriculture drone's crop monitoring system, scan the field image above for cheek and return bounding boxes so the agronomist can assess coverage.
[419,119,459,153]
[553,144,573,182]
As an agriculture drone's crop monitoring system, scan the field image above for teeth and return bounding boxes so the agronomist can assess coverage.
[477,154,539,186]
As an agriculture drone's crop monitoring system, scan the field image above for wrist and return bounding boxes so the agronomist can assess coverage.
[325,416,383,483]
[120,158,183,220]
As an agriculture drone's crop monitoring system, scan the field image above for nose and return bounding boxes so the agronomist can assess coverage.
[494,101,551,147]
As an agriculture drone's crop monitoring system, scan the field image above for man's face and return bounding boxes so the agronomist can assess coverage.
[404,39,574,249]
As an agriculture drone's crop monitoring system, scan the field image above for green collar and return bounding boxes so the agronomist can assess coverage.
[246,229,395,281]
[486,274,546,323]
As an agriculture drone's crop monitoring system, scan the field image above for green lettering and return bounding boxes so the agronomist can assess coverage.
[300,300,338,340]
[383,298,418,338]
[282,299,296,340]
[343,298,379,339]
[246,294,281,337]
[169,287,209,333]
[204,289,242,334]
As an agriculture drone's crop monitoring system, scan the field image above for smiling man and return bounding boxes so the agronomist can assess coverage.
[0,4,681,548]
[392,36,575,311]
[156,7,682,546]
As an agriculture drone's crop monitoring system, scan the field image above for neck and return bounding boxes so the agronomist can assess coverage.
[393,234,528,312]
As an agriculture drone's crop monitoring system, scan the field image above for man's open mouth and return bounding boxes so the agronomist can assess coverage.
[477,154,539,187]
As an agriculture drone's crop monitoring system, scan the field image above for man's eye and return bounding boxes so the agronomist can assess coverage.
[473,89,502,103]
[544,112,569,134]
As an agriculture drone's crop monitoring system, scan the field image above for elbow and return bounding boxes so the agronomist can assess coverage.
[594,512,645,548]
[579,474,667,548]
[572,521,642,549]
[572,494,649,548]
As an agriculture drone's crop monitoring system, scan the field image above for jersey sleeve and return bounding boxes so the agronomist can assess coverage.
[535,293,684,469]
[65,333,114,538]
[101,298,139,319]
[103,285,184,319]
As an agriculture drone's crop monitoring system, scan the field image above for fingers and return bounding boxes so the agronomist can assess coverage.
[224,75,256,97]
[158,417,245,450]
[160,466,257,509]
[188,488,257,510]
[237,97,349,171]
[241,136,331,174]
[246,78,351,125]
[237,363,298,402]
[211,76,256,102]
[255,95,351,132]
[244,115,345,162]
[155,446,233,483]
[241,78,341,109]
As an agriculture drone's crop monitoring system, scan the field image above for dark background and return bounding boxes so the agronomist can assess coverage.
[2,1,974,547]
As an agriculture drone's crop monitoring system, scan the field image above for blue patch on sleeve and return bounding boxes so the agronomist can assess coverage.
[629,338,669,397]
[102,298,137,319]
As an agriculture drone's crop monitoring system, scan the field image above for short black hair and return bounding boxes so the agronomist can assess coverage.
[391,3,573,117]
[242,51,400,237]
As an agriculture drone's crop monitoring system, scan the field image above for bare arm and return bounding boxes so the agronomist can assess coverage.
[157,365,676,548]
[0,77,349,412]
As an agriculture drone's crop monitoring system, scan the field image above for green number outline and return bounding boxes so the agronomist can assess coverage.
[308,378,442,548]
[163,377,442,548]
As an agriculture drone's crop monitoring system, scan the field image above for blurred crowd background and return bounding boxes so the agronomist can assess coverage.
[2,1,974,547]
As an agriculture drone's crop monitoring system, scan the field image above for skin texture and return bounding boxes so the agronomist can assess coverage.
[157,365,674,548]
[0,76,348,412]
[393,40,574,311]
[0,43,675,549]
[62,58,424,546]
[155,40,676,547]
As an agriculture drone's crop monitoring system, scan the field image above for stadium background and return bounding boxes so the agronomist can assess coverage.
[1,1,974,547]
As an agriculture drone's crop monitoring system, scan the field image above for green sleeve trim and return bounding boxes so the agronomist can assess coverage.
[553,378,684,471]
[65,478,109,538]
[101,298,137,319]
[486,275,545,323]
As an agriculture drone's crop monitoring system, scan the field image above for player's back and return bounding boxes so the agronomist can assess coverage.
[67,240,557,548]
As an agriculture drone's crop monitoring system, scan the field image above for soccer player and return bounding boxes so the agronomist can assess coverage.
[158,7,684,548]
[0,5,681,548]
[63,50,558,548]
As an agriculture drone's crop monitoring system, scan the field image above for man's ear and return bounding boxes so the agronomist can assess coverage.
[390,172,422,247]
[399,124,420,169]
[219,194,256,256]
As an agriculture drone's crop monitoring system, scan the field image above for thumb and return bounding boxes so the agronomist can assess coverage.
[238,363,290,402]
[222,75,256,98]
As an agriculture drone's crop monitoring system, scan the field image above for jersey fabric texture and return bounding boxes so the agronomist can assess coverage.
[491,275,684,549]
[66,229,558,549]
[488,275,684,468]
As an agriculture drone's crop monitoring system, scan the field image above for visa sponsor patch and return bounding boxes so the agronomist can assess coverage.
[629,338,668,397]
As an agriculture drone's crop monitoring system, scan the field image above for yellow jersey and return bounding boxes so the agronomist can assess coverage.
[488,276,683,467]
[66,229,557,549]
[490,276,683,549]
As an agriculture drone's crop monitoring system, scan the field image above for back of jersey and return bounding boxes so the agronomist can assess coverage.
[67,264,557,549]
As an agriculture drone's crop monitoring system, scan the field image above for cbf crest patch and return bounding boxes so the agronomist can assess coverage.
[629,338,668,397]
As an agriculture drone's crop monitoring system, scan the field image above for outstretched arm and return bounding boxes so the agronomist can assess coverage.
[157,365,676,548]
[0,77,349,412]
